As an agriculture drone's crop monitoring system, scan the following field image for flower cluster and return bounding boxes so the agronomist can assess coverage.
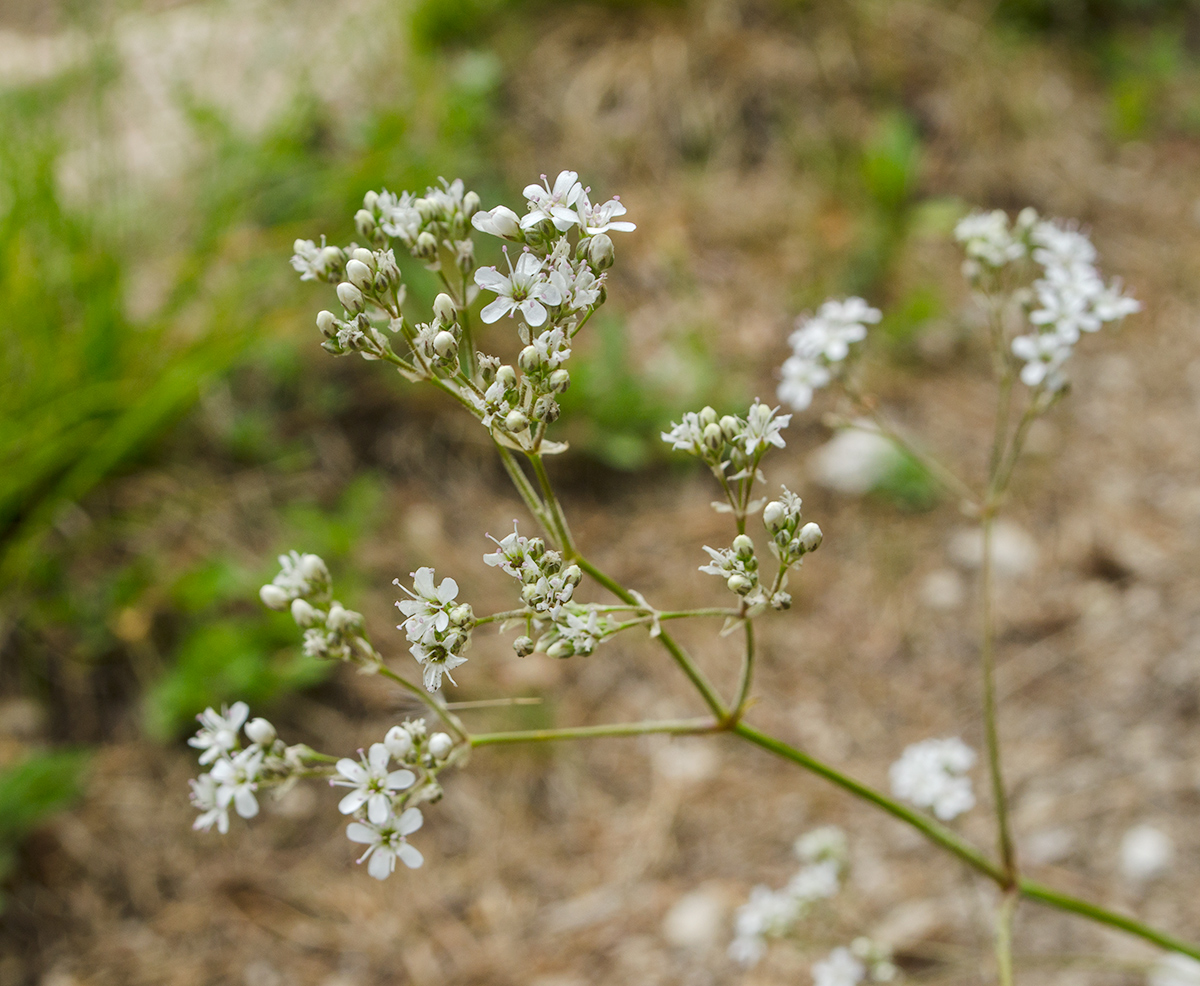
[813,940,897,986]
[729,825,849,967]
[260,552,375,665]
[955,209,1140,391]
[662,400,790,464]
[763,487,823,570]
[483,522,614,658]
[699,535,762,600]
[889,737,976,821]
[188,705,303,835]
[777,298,881,411]
[333,719,455,879]
[395,568,475,691]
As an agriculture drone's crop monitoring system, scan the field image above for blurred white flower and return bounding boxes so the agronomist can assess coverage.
[211,747,264,820]
[810,426,902,496]
[1150,953,1200,986]
[813,946,866,986]
[332,743,416,825]
[189,773,230,834]
[189,702,249,765]
[889,737,976,821]
[1120,824,1174,882]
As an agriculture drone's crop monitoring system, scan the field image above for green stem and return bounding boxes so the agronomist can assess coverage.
[732,618,755,715]
[576,556,730,721]
[375,664,467,743]
[529,453,576,556]
[996,889,1018,986]
[471,717,720,747]
[1017,879,1200,960]
[981,515,1018,885]
[494,443,553,534]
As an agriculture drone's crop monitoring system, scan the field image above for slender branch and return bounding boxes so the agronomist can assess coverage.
[1018,879,1200,961]
[732,618,755,715]
[980,515,1018,885]
[576,556,730,720]
[471,717,720,747]
[375,664,467,743]
[996,889,1018,986]
[529,453,576,556]
[445,696,544,710]
[842,412,979,508]
[494,443,554,534]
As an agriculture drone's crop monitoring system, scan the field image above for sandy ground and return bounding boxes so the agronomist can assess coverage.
[4,1,1200,984]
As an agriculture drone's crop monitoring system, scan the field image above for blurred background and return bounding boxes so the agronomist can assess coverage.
[1,0,1200,983]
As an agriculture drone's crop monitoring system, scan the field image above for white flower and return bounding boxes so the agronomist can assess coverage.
[1093,279,1141,322]
[384,724,415,760]
[244,717,276,747]
[376,189,422,243]
[1029,277,1101,342]
[475,251,561,327]
[573,189,635,235]
[742,400,790,456]
[332,742,416,825]
[778,356,831,411]
[810,425,903,496]
[211,747,264,820]
[521,170,583,231]
[787,860,841,902]
[1031,219,1097,277]
[189,773,230,834]
[734,885,800,941]
[790,298,881,362]
[1011,332,1072,388]
[265,550,329,604]
[794,825,848,865]
[728,934,768,967]
[290,237,341,281]
[395,567,461,642]
[531,326,571,368]
[347,807,425,879]
[1120,824,1173,881]
[889,737,976,821]
[189,702,249,765]
[428,732,453,760]
[410,626,470,691]
[954,210,1025,267]
[1150,953,1200,986]
[471,204,522,240]
[661,411,706,453]
[565,264,602,308]
[813,946,866,986]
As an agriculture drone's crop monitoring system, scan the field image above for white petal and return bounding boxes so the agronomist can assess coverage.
[367,847,395,880]
[336,759,366,783]
[473,267,510,291]
[388,769,416,790]
[520,299,547,327]
[228,702,250,730]
[338,790,369,815]
[436,577,459,604]
[368,743,390,771]
[397,806,424,836]
[397,842,424,869]
[346,822,378,845]
[480,297,514,323]
[412,567,436,598]
[234,789,259,819]
[367,793,392,826]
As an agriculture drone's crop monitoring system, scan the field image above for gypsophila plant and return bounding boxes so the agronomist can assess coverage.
[184,174,1198,982]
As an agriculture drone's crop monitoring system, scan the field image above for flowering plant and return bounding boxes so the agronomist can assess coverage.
[187,171,1195,983]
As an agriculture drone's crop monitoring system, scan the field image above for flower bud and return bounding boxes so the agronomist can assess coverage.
[449,604,474,627]
[404,719,427,739]
[351,248,375,267]
[702,422,724,451]
[316,310,338,338]
[326,601,362,632]
[462,190,481,219]
[521,582,540,605]
[534,395,560,423]
[337,281,365,314]
[415,231,438,260]
[763,501,787,533]
[541,551,562,575]
[727,573,755,595]
[455,238,475,274]
[496,365,517,389]
[720,415,742,443]
[562,564,583,587]
[318,246,345,279]
[259,584,290,610]
[771,591,793,611]
[299,554,329,584]
[345,259,373,290]
[415,197,439,223]
[699,406,718,428]
[732,534,755,560]
[433,330,458,359]
[798,522,823,553]
[363,190,379,212]
[245,717,276,746]
[513,635,534,657]
[385,725,413,759]
[505,409,529,433]
[291,598,321,627]
[546,638,574,659]
[548,368,570,393]
[355,209,376,238]
[518,345,542,372]
[526,538,545,560]
[433,292,457,324]
[478,355,500,384]
[587,233,615,270]
[428,732,453,760]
